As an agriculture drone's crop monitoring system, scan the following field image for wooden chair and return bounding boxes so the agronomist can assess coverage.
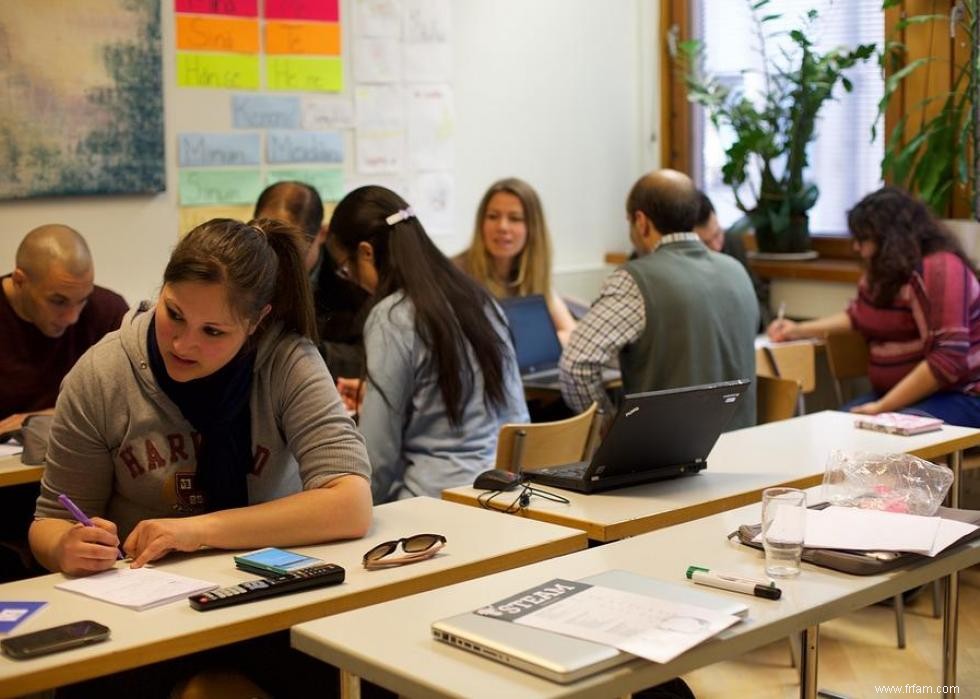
[756,375,801,424]
[755,341,815,415]
[824,329,870,406]
[495,402,602,473]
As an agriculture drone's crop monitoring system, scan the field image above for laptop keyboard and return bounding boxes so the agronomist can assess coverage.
[539,463,587,478]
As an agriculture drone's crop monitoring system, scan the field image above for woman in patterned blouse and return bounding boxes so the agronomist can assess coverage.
[768,186,980,427]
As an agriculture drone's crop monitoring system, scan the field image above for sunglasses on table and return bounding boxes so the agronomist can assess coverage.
[362,533,447,570]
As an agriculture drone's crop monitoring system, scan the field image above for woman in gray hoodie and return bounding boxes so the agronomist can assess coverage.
[30,218,372,577]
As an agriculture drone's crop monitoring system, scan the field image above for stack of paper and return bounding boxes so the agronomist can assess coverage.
[802,506,978,557]
[56,567,217,611]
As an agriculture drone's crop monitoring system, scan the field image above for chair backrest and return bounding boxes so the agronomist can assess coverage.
[756,375,801,424]
[495,402,601,473]
[825,330,870,406]
[755,342,816,393]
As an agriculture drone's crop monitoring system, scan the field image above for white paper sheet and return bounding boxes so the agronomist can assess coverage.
[409,171,453,238]
[514,585,740,664]
[407,84,454,170]
[803,506,942,554]
[928,518,980,556]
[354,38,402,83]
[56,567,217,611]
[0,443,23,457]
[356,128,406,173]
[354,0,402,38]
[355,85,406,129]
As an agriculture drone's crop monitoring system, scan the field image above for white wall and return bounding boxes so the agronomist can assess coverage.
[0,0,658,305]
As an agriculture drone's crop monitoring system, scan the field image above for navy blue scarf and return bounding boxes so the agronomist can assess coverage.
[146,315,255,511]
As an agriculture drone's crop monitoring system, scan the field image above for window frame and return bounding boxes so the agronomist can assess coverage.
[661,0,971,229]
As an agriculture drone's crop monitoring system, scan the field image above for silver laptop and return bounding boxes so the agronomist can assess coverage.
[431,570,747,684]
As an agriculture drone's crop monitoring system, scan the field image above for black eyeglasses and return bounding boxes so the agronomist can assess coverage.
[362,534,446,570]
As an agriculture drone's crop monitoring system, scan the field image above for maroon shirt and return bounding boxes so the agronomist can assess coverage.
[846,252,980,396]
[0,275,128,418]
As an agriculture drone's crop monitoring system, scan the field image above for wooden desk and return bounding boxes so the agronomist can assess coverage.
[0,453,41,488]
[0,497,586,698]
[293,497,980,699]
[443,411,980,542]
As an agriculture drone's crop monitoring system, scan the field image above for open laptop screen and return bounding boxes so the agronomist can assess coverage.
[499,295,563,375]
[589,380,749,479]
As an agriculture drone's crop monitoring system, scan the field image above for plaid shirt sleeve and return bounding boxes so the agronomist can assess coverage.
[559,269,646,414]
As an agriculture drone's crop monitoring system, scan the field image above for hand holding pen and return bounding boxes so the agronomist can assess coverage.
[767,301,797,342]
[56,493,124,575]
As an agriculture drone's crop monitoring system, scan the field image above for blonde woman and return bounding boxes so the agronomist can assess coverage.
[456,178,576,344]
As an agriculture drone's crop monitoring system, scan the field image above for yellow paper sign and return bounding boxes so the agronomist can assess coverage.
[177,53,260,89]
[176,15,260,53]
[265,21,341,55]
[267,56,342,92]
[178,205,256,237]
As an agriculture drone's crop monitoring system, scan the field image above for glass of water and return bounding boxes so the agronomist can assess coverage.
[761,487,807,578]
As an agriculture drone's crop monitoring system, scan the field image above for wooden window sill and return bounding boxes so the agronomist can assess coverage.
[605,235,862,284]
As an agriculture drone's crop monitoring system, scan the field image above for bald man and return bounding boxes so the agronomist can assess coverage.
[1,225,128,434]
[559,170,759,430]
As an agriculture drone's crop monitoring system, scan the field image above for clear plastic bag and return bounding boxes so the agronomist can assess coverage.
[821,450,953,516]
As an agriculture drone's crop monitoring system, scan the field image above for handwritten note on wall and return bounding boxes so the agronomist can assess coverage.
[174,0,455,239]
[175,2,260,89]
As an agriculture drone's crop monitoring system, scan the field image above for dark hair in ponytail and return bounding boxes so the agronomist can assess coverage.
[329,186,509,426]
[165,218,318,343]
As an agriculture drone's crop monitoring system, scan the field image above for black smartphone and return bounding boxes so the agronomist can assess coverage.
[1,620,110,659]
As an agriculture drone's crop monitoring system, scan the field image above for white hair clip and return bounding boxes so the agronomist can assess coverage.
[385,207,416,226]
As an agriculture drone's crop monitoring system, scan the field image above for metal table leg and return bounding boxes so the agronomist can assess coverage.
[942,573,960,690]
[799,625,818,699]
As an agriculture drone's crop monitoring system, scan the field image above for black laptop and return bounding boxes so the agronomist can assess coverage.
[524,380,749,493]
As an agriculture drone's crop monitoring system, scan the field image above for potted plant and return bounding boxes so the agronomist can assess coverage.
[876,0,978,219]
[673,1,875,254]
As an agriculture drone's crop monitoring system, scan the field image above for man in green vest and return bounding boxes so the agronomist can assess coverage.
[559,169,758,430]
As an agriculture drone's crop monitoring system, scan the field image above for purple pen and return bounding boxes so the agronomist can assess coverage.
[57,493,123,560]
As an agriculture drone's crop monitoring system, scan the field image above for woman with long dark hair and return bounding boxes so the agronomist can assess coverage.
[327,185,529,502]
[769,186,980,426]
[30,218,372,575]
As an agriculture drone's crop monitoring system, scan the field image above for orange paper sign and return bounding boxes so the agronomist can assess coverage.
[265,21,340,55]
[176,15,259,53]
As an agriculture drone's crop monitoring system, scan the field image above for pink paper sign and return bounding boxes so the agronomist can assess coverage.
[175,0,258,17]
[264,0,339,22]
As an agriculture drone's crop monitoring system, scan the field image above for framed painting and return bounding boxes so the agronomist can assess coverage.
[0,0,165,199]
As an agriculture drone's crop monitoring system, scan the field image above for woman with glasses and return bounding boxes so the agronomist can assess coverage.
[768,186,980,427]
[30,218,372,576]
[455,177,577,343]
[326,185,529,502]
